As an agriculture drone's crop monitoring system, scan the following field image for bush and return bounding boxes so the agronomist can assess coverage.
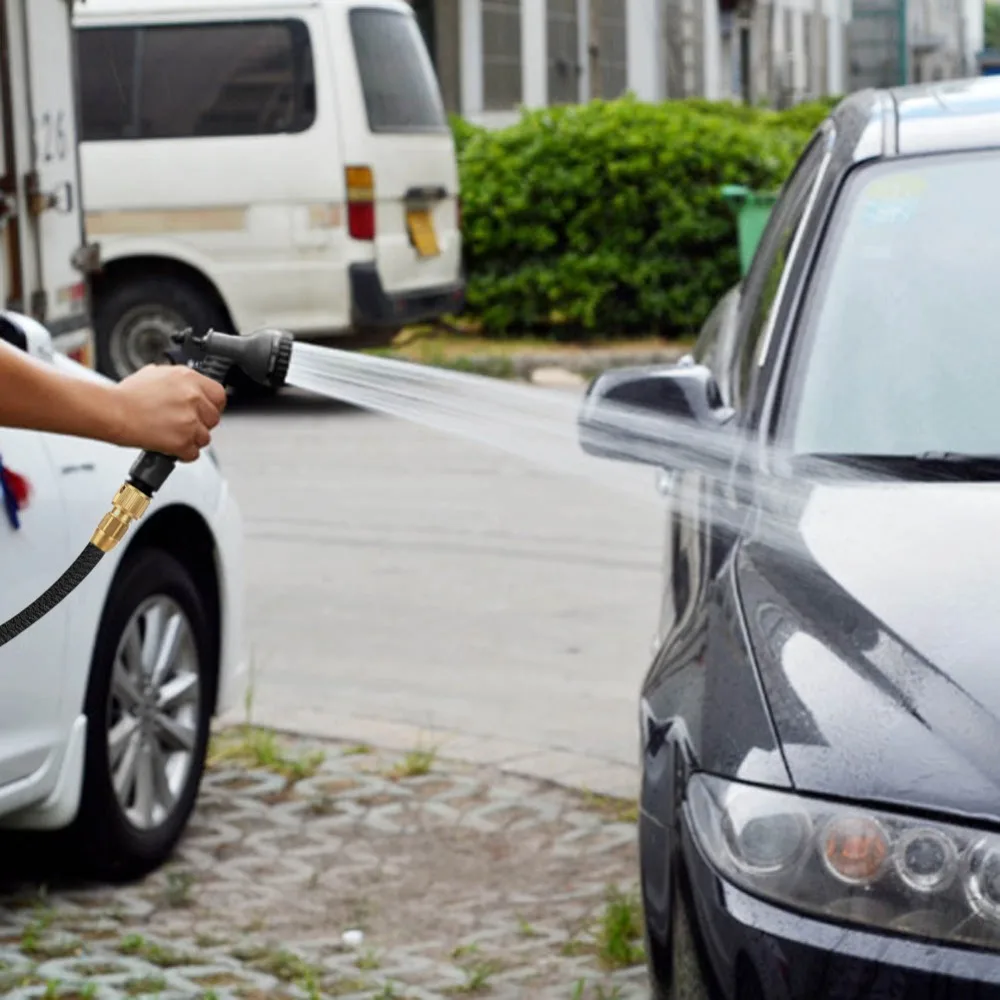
[453,95,830,339]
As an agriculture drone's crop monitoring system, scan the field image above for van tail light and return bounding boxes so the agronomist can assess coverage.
[346,165,375,241]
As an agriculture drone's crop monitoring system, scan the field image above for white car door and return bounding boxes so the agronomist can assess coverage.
[0,427,72,786]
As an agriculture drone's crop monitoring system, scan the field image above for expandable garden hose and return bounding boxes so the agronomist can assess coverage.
[0,327,293,650]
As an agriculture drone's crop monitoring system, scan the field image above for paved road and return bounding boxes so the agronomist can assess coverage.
[213,387,665,796]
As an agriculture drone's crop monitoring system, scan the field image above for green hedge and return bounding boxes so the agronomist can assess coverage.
[453,96,834,339]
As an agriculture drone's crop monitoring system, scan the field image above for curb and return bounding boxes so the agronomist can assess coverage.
[216,707,639,802]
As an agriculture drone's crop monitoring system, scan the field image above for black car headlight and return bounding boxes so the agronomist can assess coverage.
[687,773,1000,951]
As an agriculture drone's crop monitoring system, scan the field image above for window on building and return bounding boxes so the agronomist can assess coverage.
[483,0,522,110]
[599,0,628,98]
[77,20,316,141]
[547,0,580,105]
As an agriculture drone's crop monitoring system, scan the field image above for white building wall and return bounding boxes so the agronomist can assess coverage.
[627,0,665,99]
[522,0,548,107]
[451,0,864,127]
[459,0,483,117]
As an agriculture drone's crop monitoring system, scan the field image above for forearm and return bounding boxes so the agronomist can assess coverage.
[0,341,123,444]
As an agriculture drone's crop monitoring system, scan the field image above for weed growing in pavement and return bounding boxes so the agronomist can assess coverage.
[208,725,325,784]
[356,949,381,971]
[516,917,540,938]
[578,790,639,825]
[569,980,625,1000]
[450,943,480,961]
[386,744,437,781]
[117,933,194,968]
[445,959,501,995]
[250,946,325,991]
[38,981,99,1000]
[343,743,374,756]
[595,886,645,970]
[123,975,168,995]
[595,986,625,1000]
[20,921,80,961]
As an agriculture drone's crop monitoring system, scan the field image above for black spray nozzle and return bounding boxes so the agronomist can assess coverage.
[170,327,294,389]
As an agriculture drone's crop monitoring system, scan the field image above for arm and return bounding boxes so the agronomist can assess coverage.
[0,341,227,462]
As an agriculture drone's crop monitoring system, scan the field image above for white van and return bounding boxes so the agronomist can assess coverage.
[72,0,464,381]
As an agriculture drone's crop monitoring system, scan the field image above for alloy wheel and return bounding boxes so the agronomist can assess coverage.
[106,595,202,831]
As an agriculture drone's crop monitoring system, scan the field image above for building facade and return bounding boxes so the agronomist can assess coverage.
[409,0,983,126]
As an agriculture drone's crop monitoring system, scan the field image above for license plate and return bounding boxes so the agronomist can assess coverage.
[406,207,440,258]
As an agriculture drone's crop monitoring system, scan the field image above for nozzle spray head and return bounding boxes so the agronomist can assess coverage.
[170,327,294,388]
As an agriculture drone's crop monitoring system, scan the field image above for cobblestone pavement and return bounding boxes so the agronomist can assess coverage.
[0,731,649,1000]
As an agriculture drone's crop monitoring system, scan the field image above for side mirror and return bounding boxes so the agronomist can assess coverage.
[577,363,735,473]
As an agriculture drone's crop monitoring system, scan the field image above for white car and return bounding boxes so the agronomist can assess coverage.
[0,313,247,880]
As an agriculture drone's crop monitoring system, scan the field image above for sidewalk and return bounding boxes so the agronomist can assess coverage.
[0,734,647,1000]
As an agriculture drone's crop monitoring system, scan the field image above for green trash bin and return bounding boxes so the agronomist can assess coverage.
[720,184,778,277]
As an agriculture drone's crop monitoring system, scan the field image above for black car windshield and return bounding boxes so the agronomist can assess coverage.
[788,148,1000,460]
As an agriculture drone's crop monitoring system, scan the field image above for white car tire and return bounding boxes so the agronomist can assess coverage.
[72,546,215,881]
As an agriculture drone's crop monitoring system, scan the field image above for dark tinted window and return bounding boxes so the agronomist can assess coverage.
[349,8,447,132]
[76,28,137,141]
[77,20,315,142]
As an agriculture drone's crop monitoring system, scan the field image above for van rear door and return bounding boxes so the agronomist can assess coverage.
[334,3,461,303]
[18,0,93,360]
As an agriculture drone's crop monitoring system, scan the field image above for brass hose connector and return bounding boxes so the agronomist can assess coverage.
[90,482,152,553]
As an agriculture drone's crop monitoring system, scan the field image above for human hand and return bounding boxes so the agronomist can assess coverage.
[110,365,228,462]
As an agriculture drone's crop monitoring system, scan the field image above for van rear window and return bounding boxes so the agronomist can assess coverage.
[349,8,447,133]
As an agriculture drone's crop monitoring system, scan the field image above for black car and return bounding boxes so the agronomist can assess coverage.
[579,78,1000,998]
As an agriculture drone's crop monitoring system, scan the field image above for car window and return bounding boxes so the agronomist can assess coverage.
[786,148,1000,458]
[730,133,827,414]
[693,287,740,404]
[77,20,316,141]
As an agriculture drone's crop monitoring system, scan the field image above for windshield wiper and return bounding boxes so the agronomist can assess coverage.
[795,453,1000,482]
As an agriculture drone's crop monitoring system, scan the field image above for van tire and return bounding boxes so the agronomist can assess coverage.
[95,276,229,382]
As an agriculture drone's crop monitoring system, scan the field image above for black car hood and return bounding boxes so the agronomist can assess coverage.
[736,479,1000,825]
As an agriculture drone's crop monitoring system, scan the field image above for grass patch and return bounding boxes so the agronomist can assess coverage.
[595,886,645,970]
[386,745,437,781]
[208,726,325,784]
[376,326,688,362]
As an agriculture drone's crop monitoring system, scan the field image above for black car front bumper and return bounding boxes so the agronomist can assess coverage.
[659,817,1000,1000]
[349,262,465,328]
